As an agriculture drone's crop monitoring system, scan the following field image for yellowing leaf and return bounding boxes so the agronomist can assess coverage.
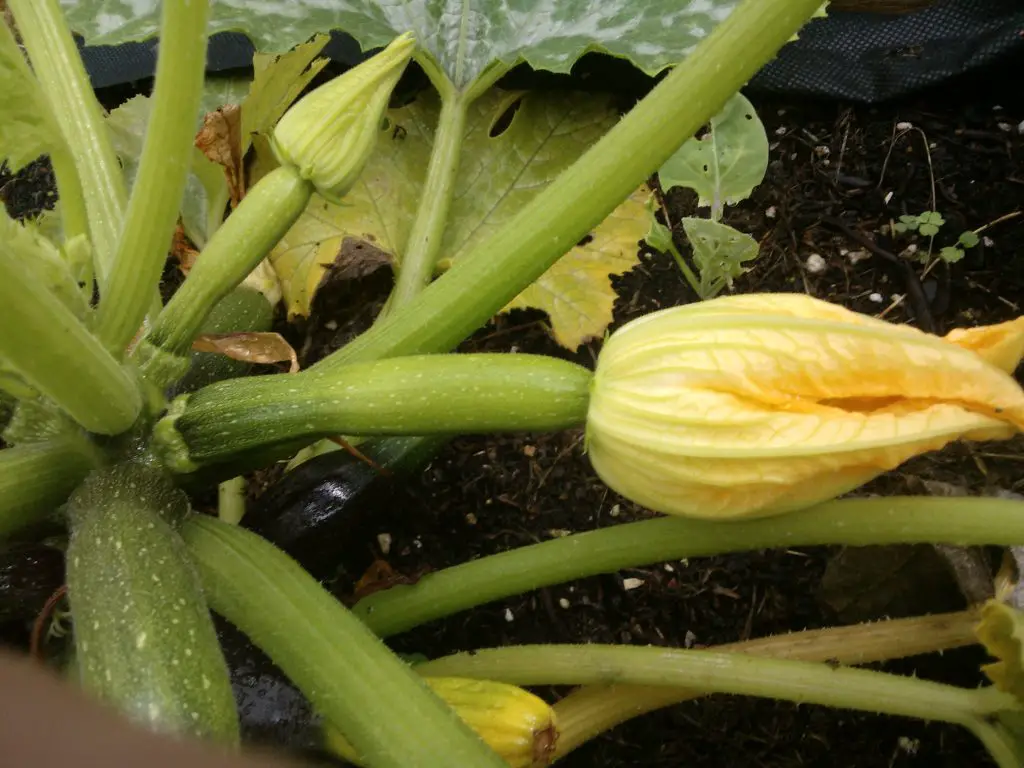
[977,600,1024,705]
[503,187,648,350]
[266,88,648,347]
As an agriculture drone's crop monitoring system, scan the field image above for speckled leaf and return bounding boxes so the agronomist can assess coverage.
[265,88,648,347]
[60,0,739,91]
[681,217,759,299]
[658,92,768,217]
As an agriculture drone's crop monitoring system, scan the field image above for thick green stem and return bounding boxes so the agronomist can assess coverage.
[181,515,508,768]
[415,645,1016,739]
[8,0,127,284]
[354,496,1024,637]
[143,166,312,364]
[154,354,591,472]
[95,0,210,353]
[553,610,980,758]
[385,92,470,311]
[312,0,823,373]
[0,435,100,539]
[0,242,140,435]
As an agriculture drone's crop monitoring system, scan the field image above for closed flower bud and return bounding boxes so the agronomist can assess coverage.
[271,33,415,202]
[586,293,1024,519]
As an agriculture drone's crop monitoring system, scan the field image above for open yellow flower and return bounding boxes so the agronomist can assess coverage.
[586,293,1024,519]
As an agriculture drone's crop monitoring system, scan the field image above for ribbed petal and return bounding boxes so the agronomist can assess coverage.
[587,293,1024,518]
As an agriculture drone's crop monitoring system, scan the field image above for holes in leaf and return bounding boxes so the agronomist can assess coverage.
[489,97,523,138]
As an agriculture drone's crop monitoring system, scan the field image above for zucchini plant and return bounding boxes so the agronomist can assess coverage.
[4,1,1024,767]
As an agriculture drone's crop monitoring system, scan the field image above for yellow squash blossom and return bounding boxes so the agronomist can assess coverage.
[586,293,1024,519]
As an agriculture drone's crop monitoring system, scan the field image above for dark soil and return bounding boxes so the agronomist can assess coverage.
[4,59,1024,768]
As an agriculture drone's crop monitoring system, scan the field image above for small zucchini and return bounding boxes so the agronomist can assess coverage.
[323,676,559,768]
[65,462,239,744]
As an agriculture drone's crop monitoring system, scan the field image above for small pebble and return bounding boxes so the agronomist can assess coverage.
[764,205,777,219]
[896,121,913,131]
[984,236,995,247]
[684,630,698,648]
[609,504,621,518]
[465,512,477,525]
[998,122,1012,132]
[804,253,826,274]
[504,608,514,623]
[558,598,570,609]
[869,292,883,303]
[775,126,787,136]
[622,577,645,591]
[324,319,338,331]
[376,533,392,555]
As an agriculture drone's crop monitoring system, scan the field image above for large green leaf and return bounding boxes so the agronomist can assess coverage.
[61,0,741,91]
[266,88,649,349]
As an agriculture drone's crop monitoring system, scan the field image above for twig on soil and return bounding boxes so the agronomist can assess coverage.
[818,215,935,332]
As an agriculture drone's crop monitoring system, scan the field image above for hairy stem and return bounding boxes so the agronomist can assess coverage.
[0,435,100,539]
[0,242,140,435]
[8,0,126,284]
[354,496,1024,637]
[182,516,508,768]
[95,0,210,352]
[155,354,591,472]
[553,610,980,757]
[312,0,824,373]
[416,645,1015,739]
[143,166,311,366]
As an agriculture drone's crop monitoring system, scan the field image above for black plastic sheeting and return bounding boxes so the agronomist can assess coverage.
[78,1,1024,105]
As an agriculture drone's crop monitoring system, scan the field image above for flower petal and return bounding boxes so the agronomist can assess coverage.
[945,317,1024,374]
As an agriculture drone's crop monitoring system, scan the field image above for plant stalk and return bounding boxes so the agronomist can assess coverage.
[385,91,470,311]
[354,496,1024,637]
[143,166,312,365]
[0,435,100,539]
[312,0,824,373]
[155,354,591,472]
[0,242,141,435]
[95,0,210,353]
[47,148,89,244]
[181,515,508,768]
[552,610,980,757]
[8,0,127,284]
[415,644,1016,737]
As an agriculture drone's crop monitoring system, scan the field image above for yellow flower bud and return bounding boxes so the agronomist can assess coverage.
[270,32,415,202]
[586,293,1024,520]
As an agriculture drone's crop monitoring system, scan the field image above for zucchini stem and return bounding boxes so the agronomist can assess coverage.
[353,496,1024,637]
[95,0,210,352]
[182,515,508,768]
[415,644,1018,754]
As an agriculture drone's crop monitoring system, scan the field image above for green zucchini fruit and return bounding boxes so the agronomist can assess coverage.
[65,462,239,744]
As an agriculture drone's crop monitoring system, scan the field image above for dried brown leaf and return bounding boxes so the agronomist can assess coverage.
[195,104,245,207]
[192,332,299,373]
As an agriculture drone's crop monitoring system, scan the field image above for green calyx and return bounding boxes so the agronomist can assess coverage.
[271,32,416,202]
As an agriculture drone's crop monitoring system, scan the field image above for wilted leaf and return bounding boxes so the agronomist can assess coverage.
[977,601,1024,705]
[680,218,759,299]
[171,224,200,273]
[63,0,742,93]
[192,332,299,373]
[195,105,245,207]
[266,88,648,346]
[659,93,768,217]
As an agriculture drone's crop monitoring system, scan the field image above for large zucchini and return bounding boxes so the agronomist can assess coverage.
[65,462,239,744]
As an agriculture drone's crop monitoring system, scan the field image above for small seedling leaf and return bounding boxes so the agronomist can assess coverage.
[959,230,981,249]
[645,218,675,255]
[680,217,758,299]
[264,88,648,348]
[657,93,768,218]
[939,245,965,264]
[62,0,741,93]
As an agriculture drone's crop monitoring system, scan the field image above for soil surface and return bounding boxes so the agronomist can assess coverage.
[3,55,1024,768]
